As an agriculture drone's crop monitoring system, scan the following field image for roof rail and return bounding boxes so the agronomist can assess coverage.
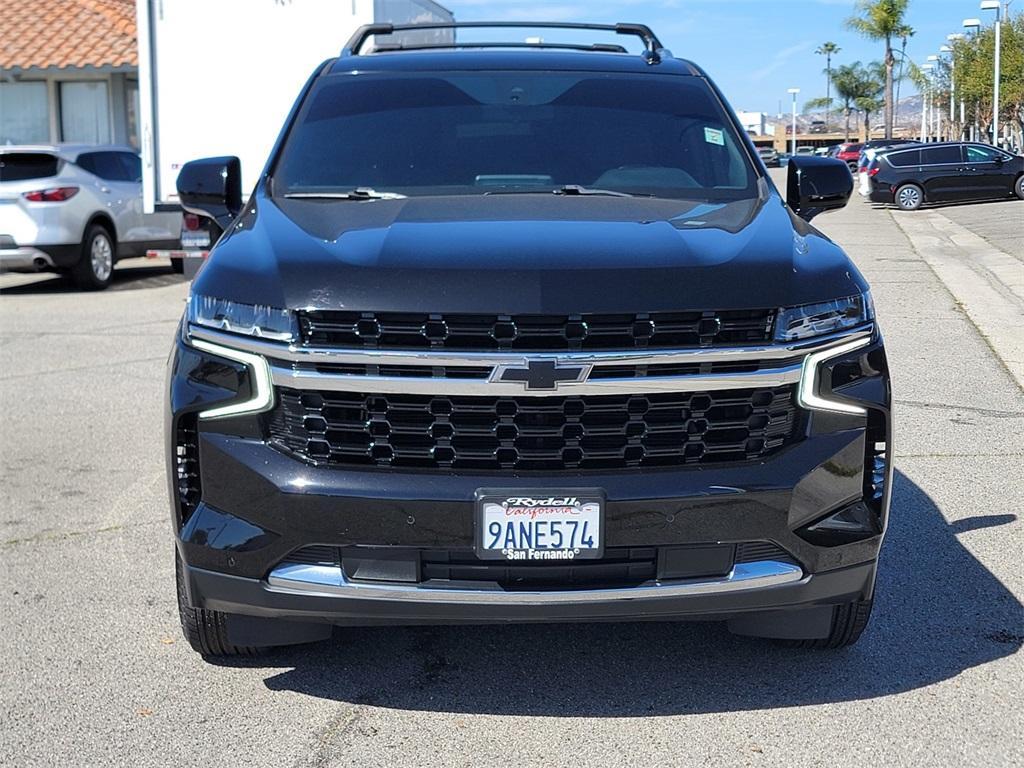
[341,22,667,63]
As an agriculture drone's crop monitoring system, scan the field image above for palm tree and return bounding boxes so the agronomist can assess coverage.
[893,25,914,129]
[846,0,912,139]
[857,63,887,136]
[832,63,866,141]
[816,42,841,130]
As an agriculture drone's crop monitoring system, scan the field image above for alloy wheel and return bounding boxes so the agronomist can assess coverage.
[897,186,920,210]
[91,233,113,282]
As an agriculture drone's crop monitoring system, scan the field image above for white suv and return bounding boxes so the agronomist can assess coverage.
[0,145,180,289]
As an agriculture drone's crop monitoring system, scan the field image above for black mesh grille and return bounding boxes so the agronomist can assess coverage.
[421,547,657,589]
[734,541,797,565]
[298,309,775,351]
[174,415,201,526]
[266,385,798,472]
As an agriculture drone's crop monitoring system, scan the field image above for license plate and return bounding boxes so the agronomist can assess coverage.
[180,231,211,248]
[475,489,604,561]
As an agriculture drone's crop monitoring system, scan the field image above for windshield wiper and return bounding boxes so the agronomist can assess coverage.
[484,185,640,198]
[283,187,406,200]
[552,184,636,198]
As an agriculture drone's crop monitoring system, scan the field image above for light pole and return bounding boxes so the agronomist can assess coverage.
[788,88,800,156]
[940,45,954,139]
[980,0,1002,147]
[964,18,981,142]
[927,55,941,139]
[921,64,933,142]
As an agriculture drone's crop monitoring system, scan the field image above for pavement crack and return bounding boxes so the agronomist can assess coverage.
[1,518,164,548]
[299,705,364,768]
[894,399,1024,418]
[0,355,166,382]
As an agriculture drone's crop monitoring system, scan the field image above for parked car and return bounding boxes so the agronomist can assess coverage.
[866,141,1024,210]
[0,145,180,289]
[795,145,816,155]
[835,142,865,170]
[809,120,828,134]
[757,146,781,167]
[856,140,921,196]
[168,21,891,658]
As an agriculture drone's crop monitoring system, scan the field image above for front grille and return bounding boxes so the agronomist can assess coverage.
[266,385,798,472]
[298,309,775,351]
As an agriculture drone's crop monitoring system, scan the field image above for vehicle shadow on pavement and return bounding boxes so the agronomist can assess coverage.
[0,265,186,294]
[252,470,1022,715]
[870,198,1022,212]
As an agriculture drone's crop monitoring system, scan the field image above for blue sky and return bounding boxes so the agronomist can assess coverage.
[439,0,981,115]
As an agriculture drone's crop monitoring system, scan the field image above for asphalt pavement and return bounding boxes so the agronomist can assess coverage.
[1,181,1021,768]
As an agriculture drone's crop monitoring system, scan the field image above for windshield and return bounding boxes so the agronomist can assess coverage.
[273,72,759,201]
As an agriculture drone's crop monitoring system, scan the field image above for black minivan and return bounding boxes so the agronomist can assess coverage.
[867,141,1024,210]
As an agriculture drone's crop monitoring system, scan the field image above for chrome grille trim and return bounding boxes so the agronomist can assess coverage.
[189,325,873,370]
[269,362,804,396]
[265,559,806,602]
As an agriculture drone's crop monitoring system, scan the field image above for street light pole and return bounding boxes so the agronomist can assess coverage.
[981,0,1002,147]
[940,45,954,138]
[788,88,800,156]
[963,19,981,142]
[927,55,941,140]
[920,64,933,142]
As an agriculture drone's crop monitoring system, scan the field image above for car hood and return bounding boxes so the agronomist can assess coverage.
[193,191,866,314]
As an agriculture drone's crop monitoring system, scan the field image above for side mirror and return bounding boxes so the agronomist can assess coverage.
[786,156,853,222]
[176,156,242,230]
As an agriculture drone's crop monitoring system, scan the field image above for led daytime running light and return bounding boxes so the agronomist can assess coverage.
[190,338,274,419]
[797,336,871,415]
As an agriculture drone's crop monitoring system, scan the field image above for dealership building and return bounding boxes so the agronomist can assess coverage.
[0,0,140,147]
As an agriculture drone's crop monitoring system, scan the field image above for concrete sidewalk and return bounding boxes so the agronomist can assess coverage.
[888,203,1024,389]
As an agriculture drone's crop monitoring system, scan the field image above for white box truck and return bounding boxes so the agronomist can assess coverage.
[135,0,453,273]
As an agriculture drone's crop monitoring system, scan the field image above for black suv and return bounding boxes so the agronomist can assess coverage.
[168,22,892,657]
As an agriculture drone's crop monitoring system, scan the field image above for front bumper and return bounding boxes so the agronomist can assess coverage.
[167,328,892,633]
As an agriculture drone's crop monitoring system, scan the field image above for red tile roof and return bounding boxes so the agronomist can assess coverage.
[0,0,137,72]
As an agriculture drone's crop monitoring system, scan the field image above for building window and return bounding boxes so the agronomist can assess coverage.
[60,81,111,144]
[125,78,140,149]
[0,81,50,144]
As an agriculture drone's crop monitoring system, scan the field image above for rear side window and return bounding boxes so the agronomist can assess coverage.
[0,152,59,182]
[921,146,962,165]
[77,151,129,181]
[116,152,142,182]
[965,145,1002,163]
[886,149,920,167]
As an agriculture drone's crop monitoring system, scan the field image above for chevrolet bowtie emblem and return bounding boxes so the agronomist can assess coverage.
[491,359,592,391]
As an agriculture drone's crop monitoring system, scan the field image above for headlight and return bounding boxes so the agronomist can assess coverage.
[774,292,873,342]
[187,293,297,342]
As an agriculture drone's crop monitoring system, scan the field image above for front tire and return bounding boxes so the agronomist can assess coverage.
[894,183,923,211]
[175,553,260,658]
[775,600,873,649]
[71,224,115,290]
